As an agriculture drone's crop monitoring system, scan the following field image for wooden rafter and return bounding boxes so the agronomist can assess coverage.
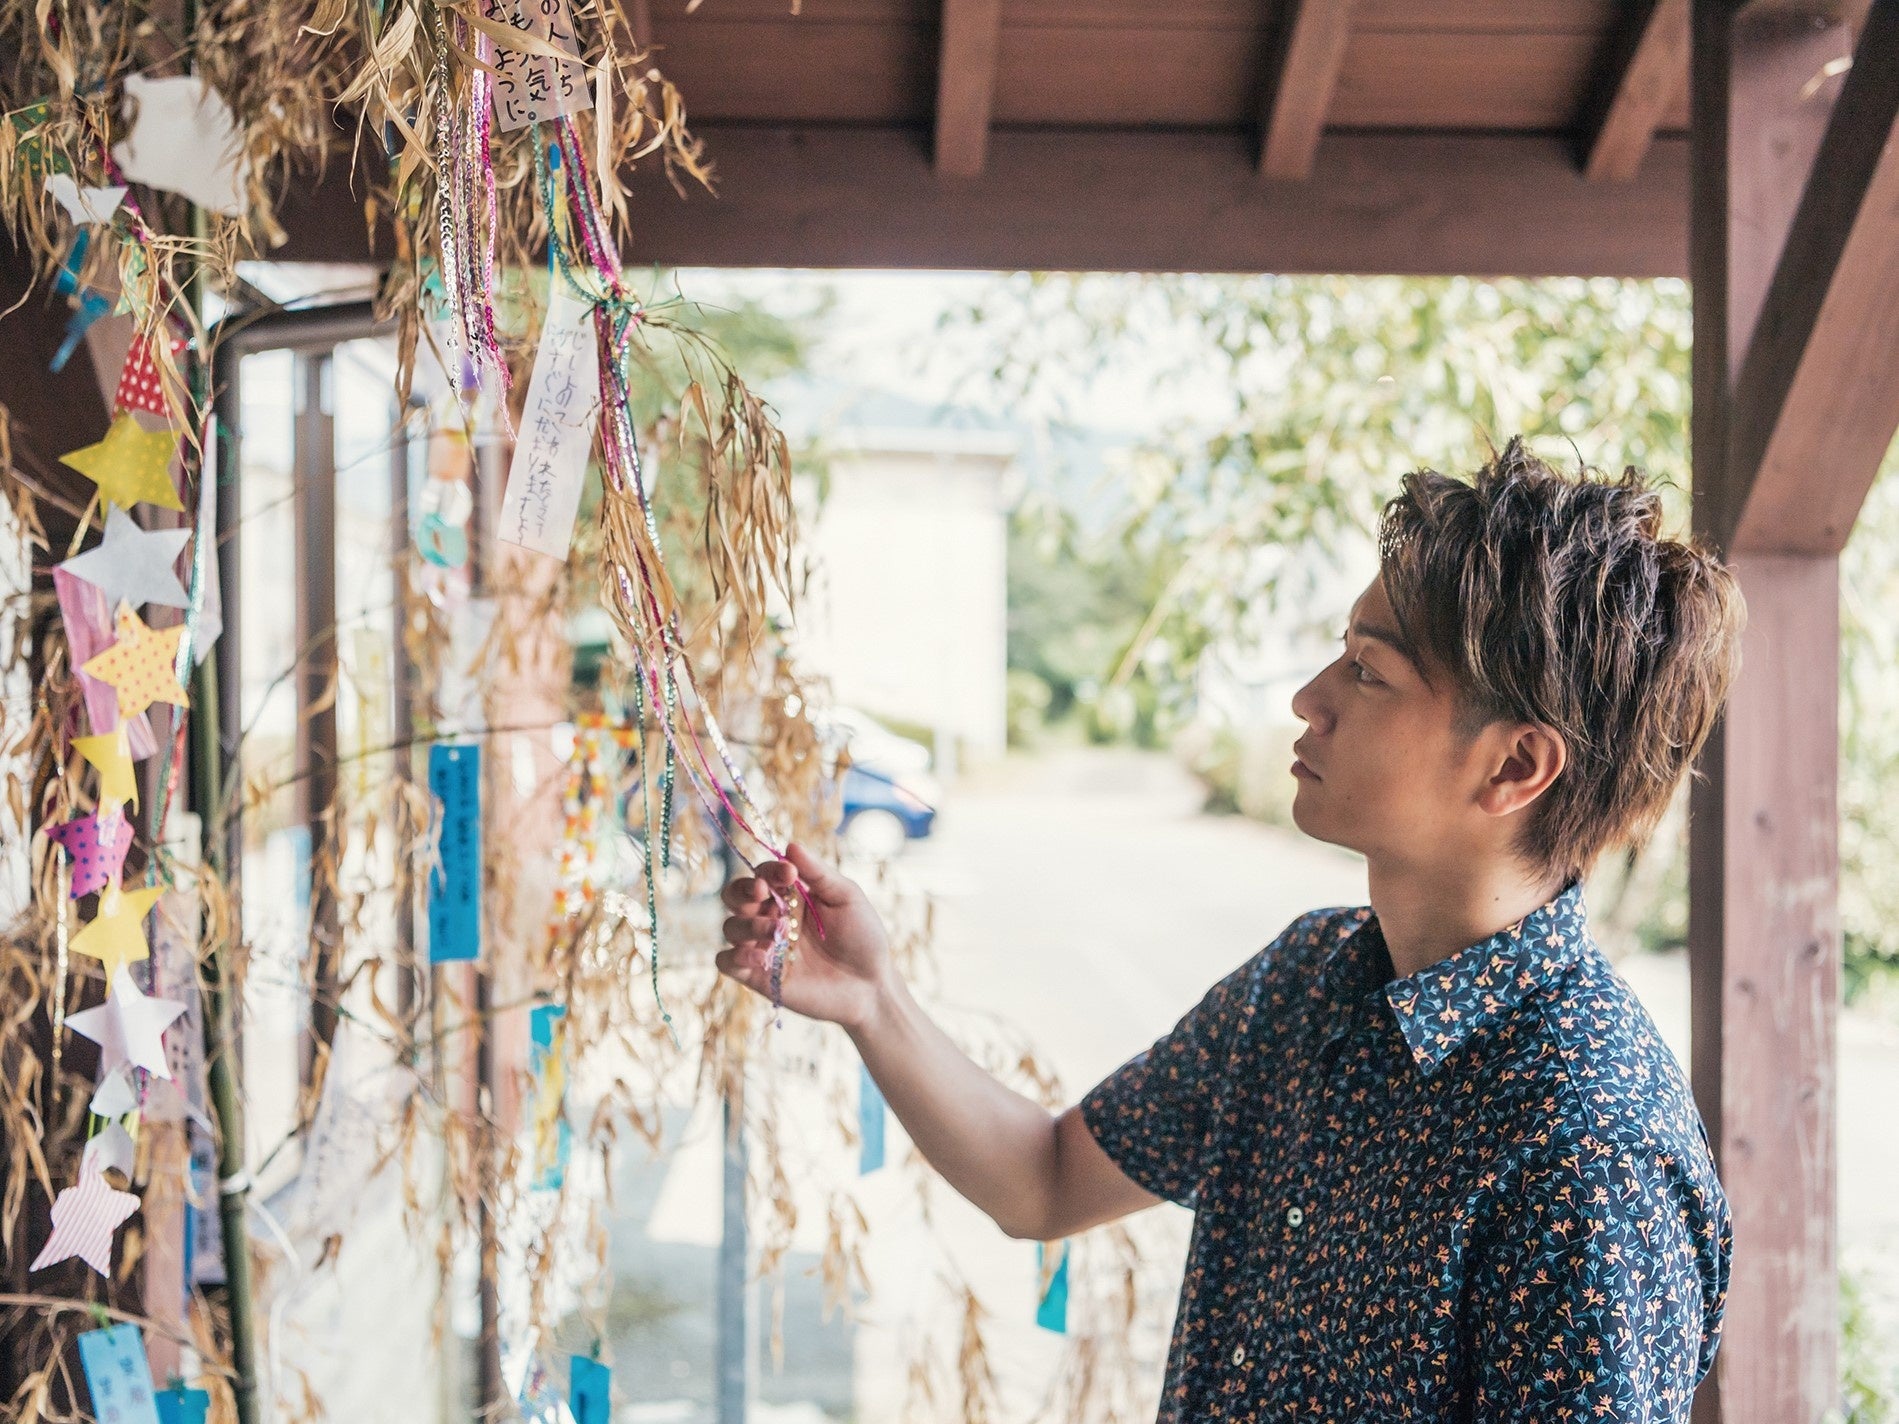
[1723,0,1899,554]
[1258,0,1356,180]
[273,127,1690,276]
[934,0,1003,178]
[1578,0,1689,181]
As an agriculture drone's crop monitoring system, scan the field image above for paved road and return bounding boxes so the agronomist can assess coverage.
[630,745,1899,1419]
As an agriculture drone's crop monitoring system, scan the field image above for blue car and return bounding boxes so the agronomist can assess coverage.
[839,763,937,861]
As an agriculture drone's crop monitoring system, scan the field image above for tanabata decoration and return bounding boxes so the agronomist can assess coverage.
[73,729,140,812]
[31,1163,141,1276]
[113,75,250,217]
[59,414,183,513]
[90,1063,139,1118]
[81,603,191,720]
[1036,1240,1070,1334]
[66,965,186,1075]
[56,570,160,756]
[498,280,599,560]
[69,881,164,984]
[428,743,482,962]
[76,1323,163,1424]
[549,714,639,923]
[44,810,134,899]
[45,173,127,226]
[114,328,188,420]
[568,1355,610,1424]
[82,1120,138,1181]
[859,1062,886,1175]
[528,1004,570,1190]
[156,1384,211,1424]
[59,508,192,614]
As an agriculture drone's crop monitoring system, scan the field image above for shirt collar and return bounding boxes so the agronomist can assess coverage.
[1375,881,1593,1076]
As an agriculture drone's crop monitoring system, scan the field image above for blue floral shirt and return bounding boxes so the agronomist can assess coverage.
[1080,885,1729,1423]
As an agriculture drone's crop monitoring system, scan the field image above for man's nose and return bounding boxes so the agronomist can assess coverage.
[1290,669,1330,731]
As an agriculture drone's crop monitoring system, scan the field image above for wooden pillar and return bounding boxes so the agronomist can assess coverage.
[1687,4,1854,1421]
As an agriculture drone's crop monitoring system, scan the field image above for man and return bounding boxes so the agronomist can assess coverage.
[719,439,1741,1422]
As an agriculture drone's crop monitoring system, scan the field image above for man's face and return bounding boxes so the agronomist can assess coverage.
[1288,576,1499,868]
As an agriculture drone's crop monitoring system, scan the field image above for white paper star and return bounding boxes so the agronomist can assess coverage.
[89,1063,139,1118]
[57,508,190,614]
[30,1163,140,1277]
[113,75,249,217]
[45,173,128,225]
[66,968,185,1079]
[81,1121,137,1181]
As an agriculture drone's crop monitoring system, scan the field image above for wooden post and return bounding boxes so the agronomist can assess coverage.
[1687,4,1855,1421]
[294,350,343,1085]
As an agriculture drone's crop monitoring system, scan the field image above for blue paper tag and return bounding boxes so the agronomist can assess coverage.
[858,1062,886,1175]
[1036,1241,1069,1334]
[529,1003,571,1190]
[155,1384,211,1424]
[569,1355,611,1424]
[52,289,112,372]
[76,1323,162,1424]
[428,743,482,962]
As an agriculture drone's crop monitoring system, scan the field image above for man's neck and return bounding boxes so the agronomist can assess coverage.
[1366,856,1570,981]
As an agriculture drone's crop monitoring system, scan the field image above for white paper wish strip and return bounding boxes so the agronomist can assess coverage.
[486,0,594,132]
[500,283,601,560]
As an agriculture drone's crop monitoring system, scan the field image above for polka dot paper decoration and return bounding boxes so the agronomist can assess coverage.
[44,811,134,899]
[114,327,186,419]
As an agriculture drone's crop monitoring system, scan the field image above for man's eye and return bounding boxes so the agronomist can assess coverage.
[1351,659,1380,685]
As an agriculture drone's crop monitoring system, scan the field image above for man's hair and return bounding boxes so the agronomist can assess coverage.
[1378,438,1744,883]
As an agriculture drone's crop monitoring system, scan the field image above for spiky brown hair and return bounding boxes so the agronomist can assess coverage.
[1378,438,1744,882]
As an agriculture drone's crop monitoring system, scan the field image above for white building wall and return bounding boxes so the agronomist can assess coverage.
[796,440,1012,761]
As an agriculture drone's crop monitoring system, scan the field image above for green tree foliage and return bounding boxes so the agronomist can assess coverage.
[955,272,1899,1003]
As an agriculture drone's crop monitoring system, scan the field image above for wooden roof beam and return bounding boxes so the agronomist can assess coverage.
[1258,0,1356,180]
[1578,0,1689,181]
[1725,0,1899,555]
[934,0,1002,179]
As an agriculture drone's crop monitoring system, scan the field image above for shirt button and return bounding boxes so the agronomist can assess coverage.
[1286,1205,1305,1228]
[1231,1345,1246,1367]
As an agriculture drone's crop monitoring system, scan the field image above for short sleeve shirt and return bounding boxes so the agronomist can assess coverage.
[1079,884,1730,1423]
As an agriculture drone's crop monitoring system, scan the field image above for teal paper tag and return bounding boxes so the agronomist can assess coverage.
[428,743,482,961]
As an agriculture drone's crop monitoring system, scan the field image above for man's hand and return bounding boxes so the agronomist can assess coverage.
[716,843,893,1031]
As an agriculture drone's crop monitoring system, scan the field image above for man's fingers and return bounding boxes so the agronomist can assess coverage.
[784,842,852,906]
[714,948,768,996]
[721,876,771,912]
[723,914,779,945]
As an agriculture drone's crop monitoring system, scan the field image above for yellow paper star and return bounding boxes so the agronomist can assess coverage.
[81,603,189,720]
[58,413,182,512]
[70,880,164,987]
[73,729,139,811]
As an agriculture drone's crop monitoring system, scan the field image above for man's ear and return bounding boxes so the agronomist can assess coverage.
[1477,724,1566,818]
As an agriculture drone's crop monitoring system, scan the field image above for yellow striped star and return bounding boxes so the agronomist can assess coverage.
[59,413,182,512]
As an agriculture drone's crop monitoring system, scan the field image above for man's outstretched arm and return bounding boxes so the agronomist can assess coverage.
[718,845,1162,1241]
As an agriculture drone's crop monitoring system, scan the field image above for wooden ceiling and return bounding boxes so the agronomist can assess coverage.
[273,1,1867,276]
[639,0,1692,144]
